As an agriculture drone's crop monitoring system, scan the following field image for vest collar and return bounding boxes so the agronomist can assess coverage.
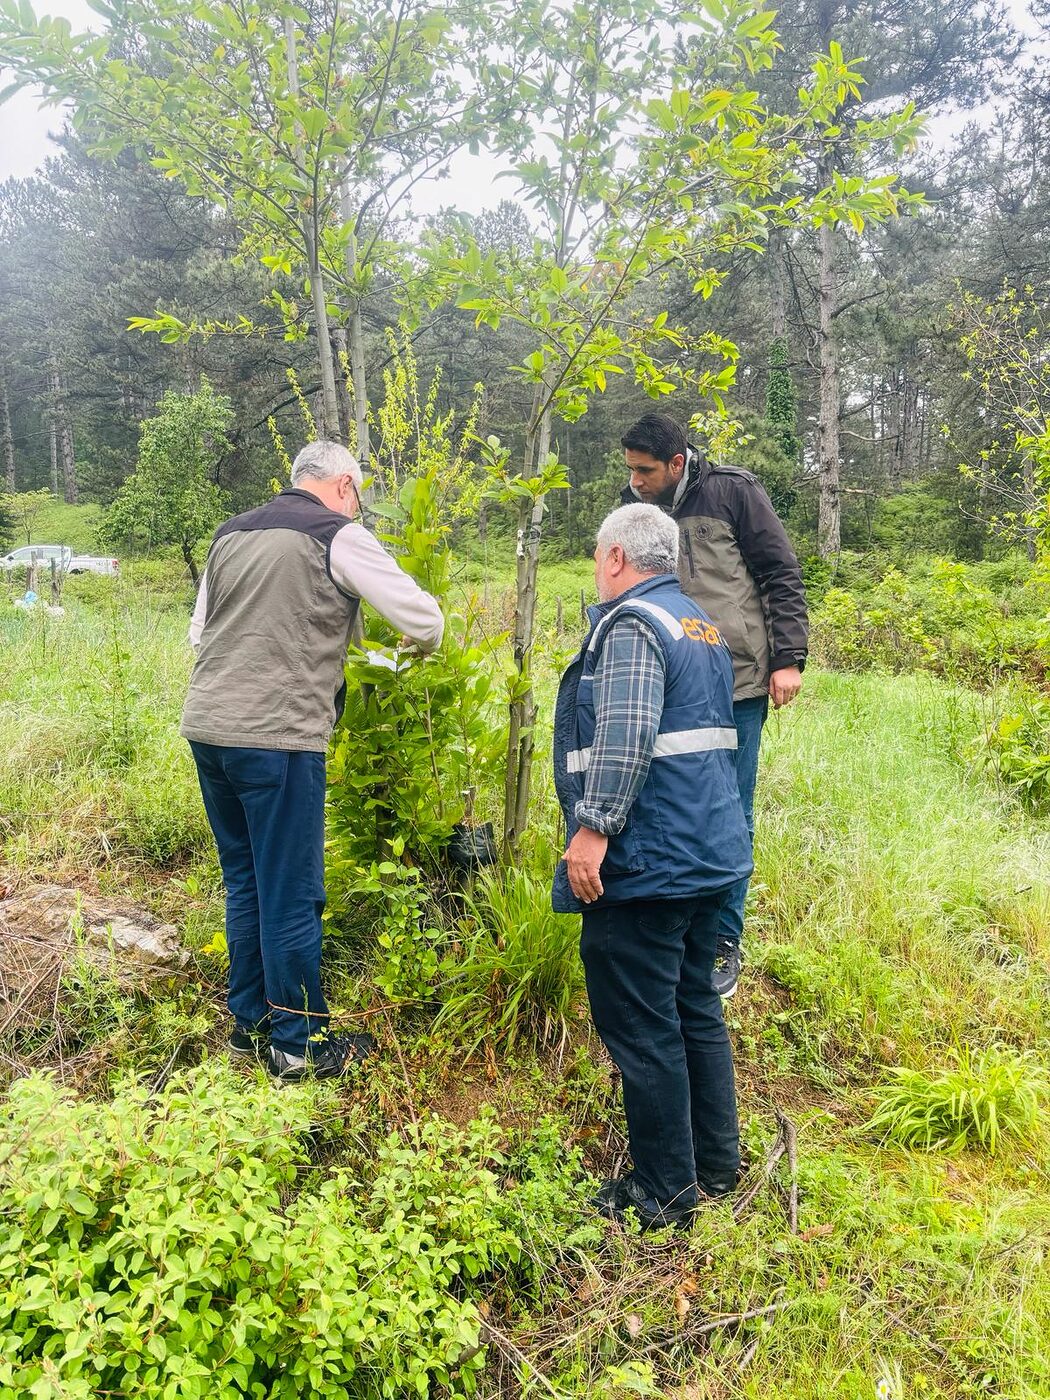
[585,573,678,629]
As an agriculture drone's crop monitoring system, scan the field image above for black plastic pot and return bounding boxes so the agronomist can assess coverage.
[446,821,497,872]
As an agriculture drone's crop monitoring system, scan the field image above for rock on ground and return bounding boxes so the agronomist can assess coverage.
[0,880,188,1005]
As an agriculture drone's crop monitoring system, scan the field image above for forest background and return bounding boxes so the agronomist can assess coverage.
[0,2,1048,1399]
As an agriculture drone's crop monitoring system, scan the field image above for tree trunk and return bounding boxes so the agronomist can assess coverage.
[46,344,77,502]
[332,327,353,445]
[0,354,14,491]
[181,538,200,587]
[48,398,59,496]
[305,248,341,439]
[58,394,77,503]
[503,383,553,859]
[816,196,841,557]
[285,16,341,442]
[339,179,372,498]
[348,302,371,485]
[769,227,789,344]
[895,372,920,481]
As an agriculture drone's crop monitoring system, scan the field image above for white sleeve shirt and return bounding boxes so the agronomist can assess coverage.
[187,521,445,654]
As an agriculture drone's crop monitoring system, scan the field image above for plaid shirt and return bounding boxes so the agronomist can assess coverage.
[575,615,665,836]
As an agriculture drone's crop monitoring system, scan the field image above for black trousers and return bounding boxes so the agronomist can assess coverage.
[581,894,740,1208]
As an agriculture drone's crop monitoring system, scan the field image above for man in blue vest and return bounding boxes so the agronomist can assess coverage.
[553,503,752,1231]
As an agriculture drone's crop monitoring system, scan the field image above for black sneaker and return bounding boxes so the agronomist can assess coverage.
[711,938,742,999]
[267,1031,376,1082]
[591,1174,696,1233]
[229,1024,269,1061]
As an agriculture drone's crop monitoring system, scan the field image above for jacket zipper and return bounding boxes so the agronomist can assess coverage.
[681,527,696,578]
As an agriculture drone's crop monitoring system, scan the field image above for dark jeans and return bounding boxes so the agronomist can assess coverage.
[581,894,740,1207]
[190,742,328,1055]
[717,695,768,947]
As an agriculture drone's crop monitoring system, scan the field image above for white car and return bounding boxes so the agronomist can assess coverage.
[1,544,72,572]
[69,554,120,577]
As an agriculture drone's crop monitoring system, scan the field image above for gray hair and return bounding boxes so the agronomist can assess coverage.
[290,439,363,488]
[596,503,679,574]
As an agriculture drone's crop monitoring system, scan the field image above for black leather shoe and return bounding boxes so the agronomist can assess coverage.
[267,1031,376,1082]
[591,1174,696,1232]
[592,1176,632,1220]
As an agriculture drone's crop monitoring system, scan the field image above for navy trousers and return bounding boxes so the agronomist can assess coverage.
[190,742,329,1054]
[581,894,740,1208]
[717,694,768,946]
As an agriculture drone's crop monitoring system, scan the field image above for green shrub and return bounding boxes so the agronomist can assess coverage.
[436,865,583,1056]
[325,839,453,1005]
[865,1043,1047,1154]
[810,556,1047,684]
[983,691,1050,808]
[0,1063,546,1399]
[327,342,506,872]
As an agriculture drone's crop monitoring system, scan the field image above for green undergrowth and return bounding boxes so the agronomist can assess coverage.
[1,582,1049,1398]
[752,671,1049,1075]
[1,1052,1046,1400]
[0,597,206,873]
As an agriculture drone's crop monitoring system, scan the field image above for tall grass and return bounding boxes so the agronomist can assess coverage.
[865,1043,1047,1153]
[752,671,1050,1070]
[436,865,584,1057]
[0,593,207,871]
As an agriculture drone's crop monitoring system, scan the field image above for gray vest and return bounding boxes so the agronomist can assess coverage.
[180,490,360,753]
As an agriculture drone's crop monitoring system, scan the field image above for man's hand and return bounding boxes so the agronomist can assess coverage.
[768,665,803,709]
[563,826,608,904]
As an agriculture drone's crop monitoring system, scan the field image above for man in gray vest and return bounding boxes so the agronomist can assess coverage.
[620,413,808,997]
[553,504,751,1230]
[182,441,444,1081]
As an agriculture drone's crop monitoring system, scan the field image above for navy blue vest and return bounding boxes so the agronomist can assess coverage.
[552,575,752,912]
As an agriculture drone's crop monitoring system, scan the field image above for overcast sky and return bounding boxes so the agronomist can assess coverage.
[0,0,1042,218]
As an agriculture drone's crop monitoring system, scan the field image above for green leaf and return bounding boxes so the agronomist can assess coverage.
[300,107,328,141]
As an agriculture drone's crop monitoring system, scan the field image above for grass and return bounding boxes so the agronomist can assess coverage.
[436,865,585,1057]
[752,671,1050,1071]
[1,566,1048,1398]
[0,586,208,878]
[865,1044,1047,1154]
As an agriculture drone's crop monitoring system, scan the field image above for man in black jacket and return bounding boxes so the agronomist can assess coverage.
[620,413,808,997]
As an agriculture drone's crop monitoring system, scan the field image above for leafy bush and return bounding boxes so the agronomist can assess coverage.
[325,838,453,1005]
[810,556,1046,684]
[327,337,506,871]
[983,691,1050,807]
[436,865,583,1056]
[865,1044,1047,1154]
[101,377,231,582]
[0,1062,551,1399]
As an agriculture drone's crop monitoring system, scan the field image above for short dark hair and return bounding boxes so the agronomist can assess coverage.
[620,413,688,465]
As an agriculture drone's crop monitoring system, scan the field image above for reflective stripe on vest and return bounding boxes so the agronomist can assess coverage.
[565,725,736,773]
[586,598,685,651]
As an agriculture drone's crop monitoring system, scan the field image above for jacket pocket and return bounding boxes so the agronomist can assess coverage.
[601,816,645,875]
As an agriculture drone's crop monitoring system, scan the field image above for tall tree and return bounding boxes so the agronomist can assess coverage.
[102,377,232,583]
[444,0,919,851]
[743,0,1015,554]
[0,0,508,453]
[0,351,14,491]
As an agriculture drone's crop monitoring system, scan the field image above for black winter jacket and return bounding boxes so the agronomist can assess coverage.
[622,447,808,701]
